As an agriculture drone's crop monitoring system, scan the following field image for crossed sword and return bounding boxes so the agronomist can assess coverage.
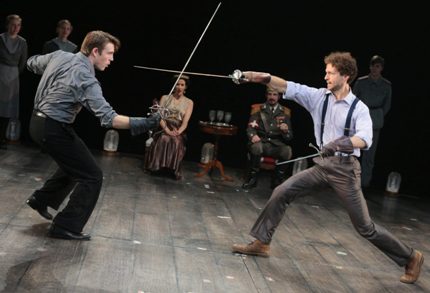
[140,66,245,119]
[134,65,246,84]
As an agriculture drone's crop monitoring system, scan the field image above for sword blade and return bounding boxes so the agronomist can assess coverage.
[133,65,231,79]
[276,153,320,166]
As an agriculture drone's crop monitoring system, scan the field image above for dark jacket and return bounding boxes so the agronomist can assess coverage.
[246,102,293,146]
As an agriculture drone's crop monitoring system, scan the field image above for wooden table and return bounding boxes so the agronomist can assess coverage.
[196,121,238,181]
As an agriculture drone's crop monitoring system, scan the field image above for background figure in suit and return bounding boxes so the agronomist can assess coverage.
[242,86,293,190]
[0,14,28,149]
[353,55,391,188]
[42,19,78,54]
[145,75,194,180]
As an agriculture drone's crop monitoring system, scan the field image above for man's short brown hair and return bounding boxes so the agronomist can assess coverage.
[80,30,121,56]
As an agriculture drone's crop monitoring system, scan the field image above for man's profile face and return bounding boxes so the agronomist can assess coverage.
[94,43,115,71]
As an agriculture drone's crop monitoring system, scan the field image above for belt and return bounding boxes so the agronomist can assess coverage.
[334,153,358,160]
[334,152,351,157]
[34,110,47,118]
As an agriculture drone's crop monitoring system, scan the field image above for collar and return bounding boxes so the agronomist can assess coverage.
[263,102,279,110]
[76,52,95,76]
[324,89,356,105]
[343,91,358,105]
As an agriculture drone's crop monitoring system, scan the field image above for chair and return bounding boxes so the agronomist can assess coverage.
[260,156,276,170]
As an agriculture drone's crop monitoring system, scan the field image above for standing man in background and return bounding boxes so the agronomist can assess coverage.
[0,14,28,149]
[353,55,391,188]
[42,19,78,54]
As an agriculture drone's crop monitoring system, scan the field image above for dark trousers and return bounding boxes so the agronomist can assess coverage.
[249,141,292,172]
[361,129,381,187]
[250,155,413,266]
[29,113,103,233]
[0,116,9,143]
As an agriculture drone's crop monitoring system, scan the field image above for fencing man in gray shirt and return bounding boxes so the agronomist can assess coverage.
[231,52,423,284]
[25,30,159,240]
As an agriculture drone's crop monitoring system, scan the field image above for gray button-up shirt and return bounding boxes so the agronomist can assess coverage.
[284,81,373,157]
[27,51,117,127]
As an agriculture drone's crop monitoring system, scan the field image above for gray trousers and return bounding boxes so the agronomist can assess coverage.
[250,155,413,266]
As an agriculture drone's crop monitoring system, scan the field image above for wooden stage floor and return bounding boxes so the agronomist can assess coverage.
[0,144,428,292]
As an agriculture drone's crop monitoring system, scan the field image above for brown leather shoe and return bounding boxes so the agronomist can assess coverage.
[400,250,424,284]
[232,239,270,257]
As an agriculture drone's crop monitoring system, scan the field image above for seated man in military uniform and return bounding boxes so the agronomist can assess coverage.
[243,86,293,189]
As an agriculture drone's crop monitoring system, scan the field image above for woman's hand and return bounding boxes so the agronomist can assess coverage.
[171,129,180,136]
[165,127,179,136]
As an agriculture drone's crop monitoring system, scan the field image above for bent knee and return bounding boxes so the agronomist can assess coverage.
[95,168,103,182]
[355,223,376,238]
[271,181,297,204]
[277,146,292,160]
[249,143,263,155]
[88,167,103,185]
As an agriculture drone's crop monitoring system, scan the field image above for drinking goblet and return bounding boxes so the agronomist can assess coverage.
[224,112,232,124]
[216,110,224,122]
[209,110,216,123]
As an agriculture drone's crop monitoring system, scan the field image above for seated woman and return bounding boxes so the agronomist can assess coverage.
[144,75,194,179]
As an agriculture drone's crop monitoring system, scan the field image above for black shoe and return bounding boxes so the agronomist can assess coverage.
[26,195,53,220]
[48,224,91,240]
[242,176,258,189]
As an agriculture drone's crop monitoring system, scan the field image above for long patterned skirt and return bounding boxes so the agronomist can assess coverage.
[144,131,187,179]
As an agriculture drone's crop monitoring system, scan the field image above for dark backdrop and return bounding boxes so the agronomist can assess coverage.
[2,1,429,198]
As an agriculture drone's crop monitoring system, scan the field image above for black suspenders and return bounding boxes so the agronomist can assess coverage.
[344,98,359,136]
[320,94,330,147]
[320,93,359,147]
